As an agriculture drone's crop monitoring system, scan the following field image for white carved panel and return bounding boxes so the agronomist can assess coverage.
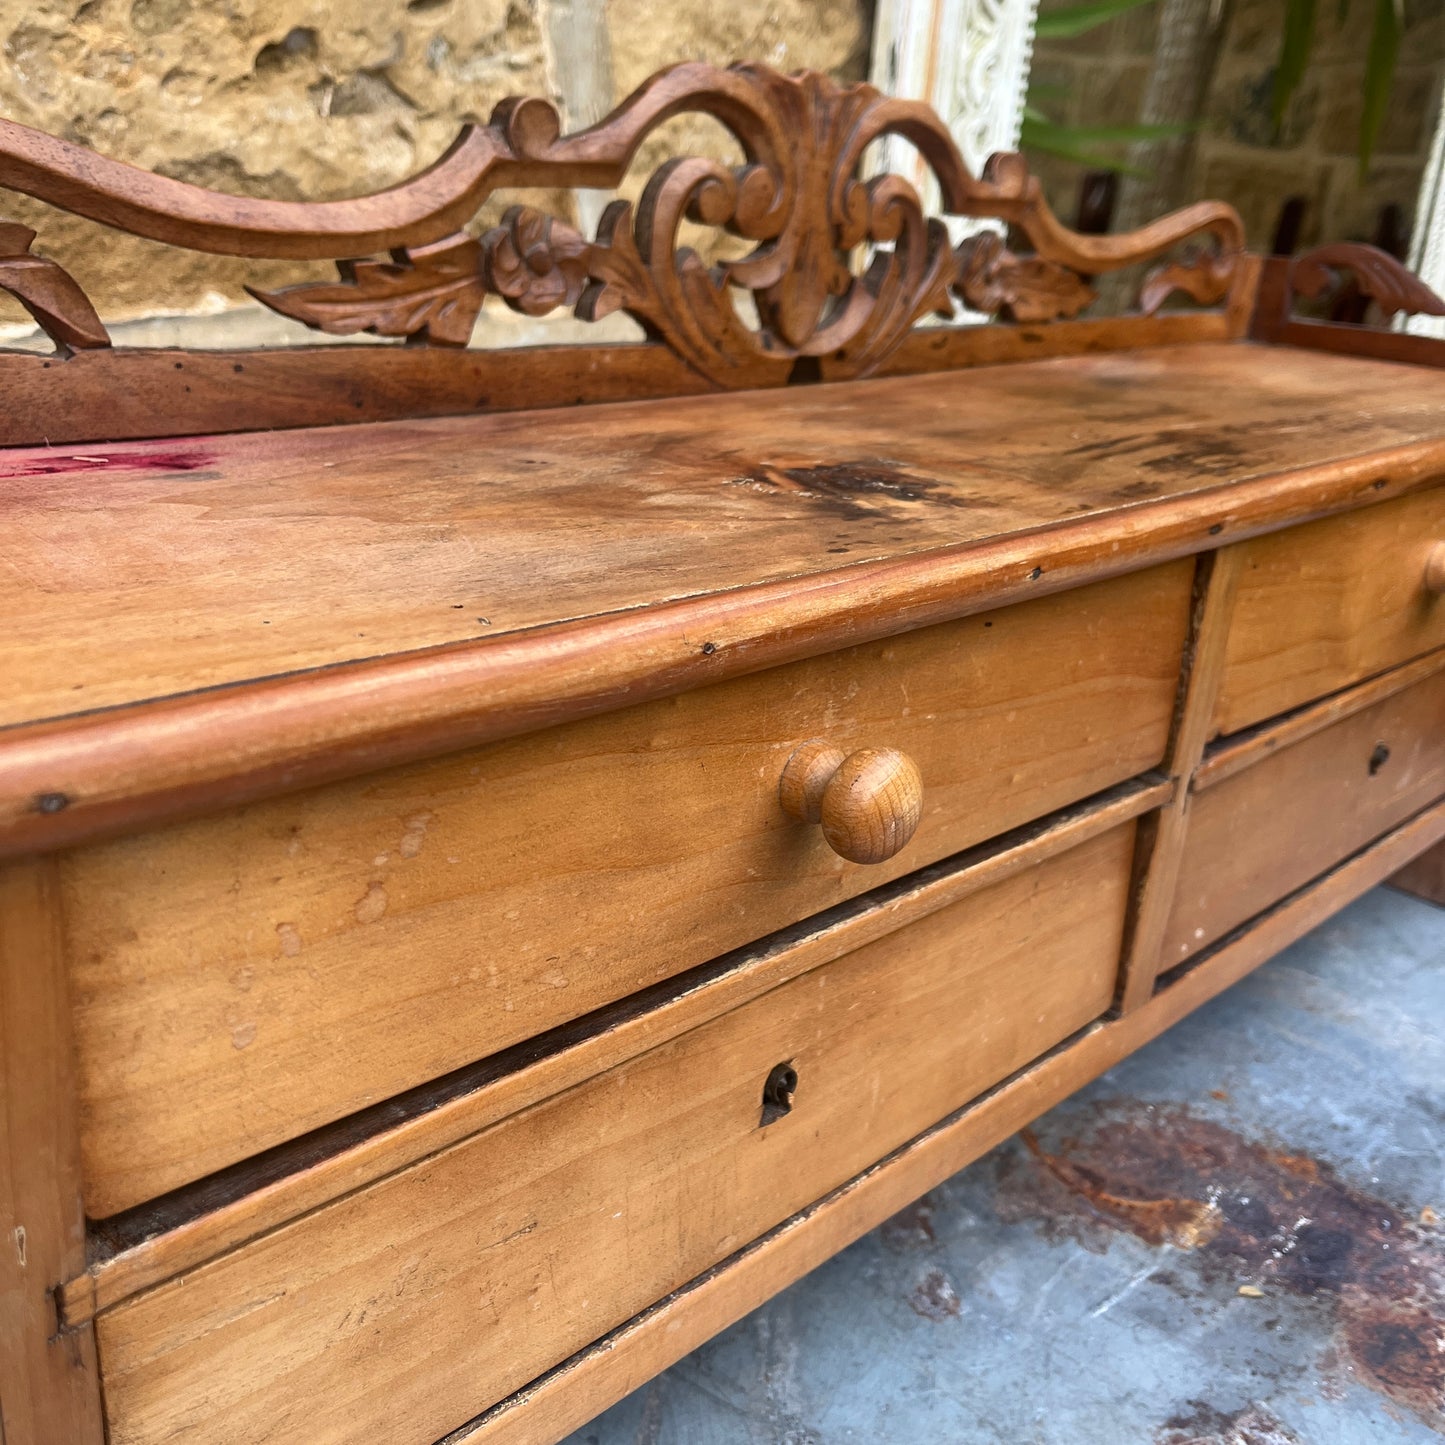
[870,0,1040,243]
[1407,90,1445,340]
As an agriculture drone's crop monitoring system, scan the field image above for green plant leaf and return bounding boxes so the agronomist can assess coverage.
[1359,0,1402,175]
[1020,118,1149,173]
[1273,0,1317,129]
[1033,0,1159,40]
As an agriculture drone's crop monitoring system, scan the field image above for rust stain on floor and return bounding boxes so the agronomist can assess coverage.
[996,1101,1445,1428]
[1154,1401,1303,1444]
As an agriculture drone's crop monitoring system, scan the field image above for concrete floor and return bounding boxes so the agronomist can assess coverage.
[563,887,1445,1445]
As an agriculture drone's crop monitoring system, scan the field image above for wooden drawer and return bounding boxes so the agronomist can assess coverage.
[1165,661,1445,968]
[1212,488,1445,737]
[95,821,1135,1445]
[65,562,1190,1217]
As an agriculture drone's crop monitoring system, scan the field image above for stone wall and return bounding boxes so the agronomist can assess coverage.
[4,0,1439,340]
[0,0,869,333]
[1030,0,1445,251]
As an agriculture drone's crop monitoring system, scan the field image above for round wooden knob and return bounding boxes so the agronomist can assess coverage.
[1426,542,1445,595]
[779,739,923,865]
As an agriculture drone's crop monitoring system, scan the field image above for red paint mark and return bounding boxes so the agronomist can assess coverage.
[0,449,215,478]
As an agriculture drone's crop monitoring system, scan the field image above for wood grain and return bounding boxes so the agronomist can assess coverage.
[1213,487,1445,737]
[59,779,1168,1327]
[65,565,1189,1217]
[0,860,104,1445]
[94,825,1136,1445]
[1387,841,1445,906]
[779,743,924,864]
[0,312,1229,449]
[1115,546,1243,1013]
[441,796,1445,1445]
[1193,646,1445,792]
[4,346,1445,861]
[1165,665,1445,967]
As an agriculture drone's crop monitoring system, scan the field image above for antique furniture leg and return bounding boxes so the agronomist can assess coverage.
[1388,841,1445,906]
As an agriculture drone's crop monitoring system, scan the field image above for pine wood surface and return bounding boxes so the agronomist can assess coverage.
[64,565,1189,1217]
[1115,548,1243,1013]
[59,780,1169,1328]
[1164,663,1445,966]
[94,825,1135,1445]
[0,861,104,1445]
[4,344,1442,736]
[0,312,1229,448]
[443,796,1445,1445]
[1212,487,1445,736]
[4,345,1445,863]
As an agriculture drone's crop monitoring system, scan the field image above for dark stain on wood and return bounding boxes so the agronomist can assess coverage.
[993,1101,1445,1426]
[728,460,992,521]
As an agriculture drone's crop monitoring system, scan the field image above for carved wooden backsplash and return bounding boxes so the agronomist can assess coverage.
[0,59,1265,383]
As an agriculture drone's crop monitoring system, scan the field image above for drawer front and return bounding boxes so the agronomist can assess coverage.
[1166,663,1445,968]
[96,823,1134,1445]
[66,562,1189,1217]
[1213,488,1445,737]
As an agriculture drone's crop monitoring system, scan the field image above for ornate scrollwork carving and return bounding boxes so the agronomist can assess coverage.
[1139,249,1236,315]
[0,61,1250,381]
[0,222,109,353]
[249,234,484,346]
[953,231,1095,323]
[481,206,592,318]
[1288,243,1445,320]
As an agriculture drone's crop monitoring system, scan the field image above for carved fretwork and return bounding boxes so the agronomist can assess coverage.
[1287,243,1445,321]
[251,235,484,346]
[0,223,109,353]
[953,232,1095,323]
[0,62,1250,381]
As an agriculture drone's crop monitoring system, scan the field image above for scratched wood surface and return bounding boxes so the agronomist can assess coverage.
[3,343,1444,734]
[1164,662,1445,968]
[64,565,1189,1217]
[94,824,1134,1445]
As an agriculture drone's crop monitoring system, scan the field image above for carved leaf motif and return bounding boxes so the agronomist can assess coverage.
[953,231,1094,323]
[1138,249,1235,314]
[1290,243,1445,318]
[249,234,485,346]
[480,206,592,318]
[0,222,110,351]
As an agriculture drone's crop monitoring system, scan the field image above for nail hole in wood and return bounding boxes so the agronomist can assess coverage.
[760,1061,798,1127]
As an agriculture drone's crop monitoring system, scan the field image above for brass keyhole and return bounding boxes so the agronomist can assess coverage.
[760,1061,798,1127]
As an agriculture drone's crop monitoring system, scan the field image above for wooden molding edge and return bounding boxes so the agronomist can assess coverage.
[4,453,1443,864]
[437,797,1445,1445]
[0,311,1230,450]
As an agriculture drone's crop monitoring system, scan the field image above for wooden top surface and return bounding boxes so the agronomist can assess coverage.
[6,340,1445,731]
[2,338,1444,856]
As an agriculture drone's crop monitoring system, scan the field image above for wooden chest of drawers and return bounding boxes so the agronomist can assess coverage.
[3,57,1445,1445]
